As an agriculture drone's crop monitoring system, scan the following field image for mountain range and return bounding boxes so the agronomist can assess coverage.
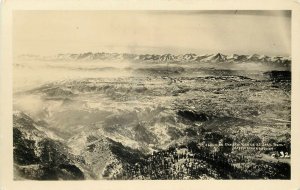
[19,52,291,65]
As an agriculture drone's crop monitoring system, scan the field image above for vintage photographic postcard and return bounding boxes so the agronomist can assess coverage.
[1,0,300,189]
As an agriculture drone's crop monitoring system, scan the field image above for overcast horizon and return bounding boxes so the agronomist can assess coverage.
[14,10,291,56]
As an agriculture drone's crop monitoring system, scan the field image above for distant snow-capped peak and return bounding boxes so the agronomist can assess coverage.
[18,52,291,65]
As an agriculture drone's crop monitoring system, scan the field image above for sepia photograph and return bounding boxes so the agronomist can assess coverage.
[11,10,292,180]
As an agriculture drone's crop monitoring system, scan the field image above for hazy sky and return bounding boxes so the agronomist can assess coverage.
[13,10,291,56]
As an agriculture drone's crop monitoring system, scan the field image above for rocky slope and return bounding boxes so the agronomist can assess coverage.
[13,111,147,180]
[13,110,290,180]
